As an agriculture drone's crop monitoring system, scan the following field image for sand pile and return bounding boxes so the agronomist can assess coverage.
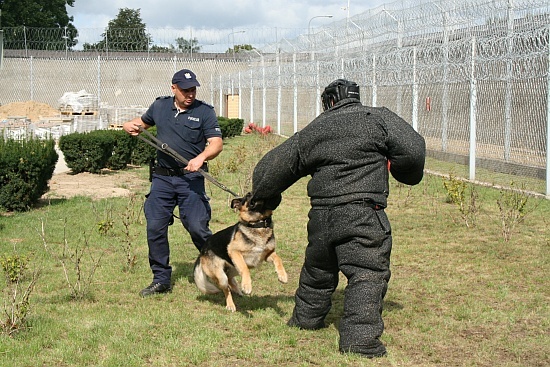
[0,101,61,122]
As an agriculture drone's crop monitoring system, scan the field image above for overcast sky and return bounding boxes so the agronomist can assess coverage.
[65,0,392,51]
[66,0,388,30]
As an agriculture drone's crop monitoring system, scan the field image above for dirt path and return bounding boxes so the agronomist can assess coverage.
[0,100,149,201]
[41,139,149,201]
[44,162,149,201]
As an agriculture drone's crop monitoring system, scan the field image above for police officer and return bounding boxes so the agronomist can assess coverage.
[123,69,223,297]
[251,79,426,358]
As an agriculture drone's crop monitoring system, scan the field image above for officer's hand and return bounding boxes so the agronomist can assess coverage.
[185,157,204,172]
[123,121,142,136]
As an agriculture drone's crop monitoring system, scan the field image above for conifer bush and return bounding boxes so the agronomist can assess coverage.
[0,137,58,211]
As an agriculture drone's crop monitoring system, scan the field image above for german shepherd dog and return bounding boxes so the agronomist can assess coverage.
[193,192,288,312]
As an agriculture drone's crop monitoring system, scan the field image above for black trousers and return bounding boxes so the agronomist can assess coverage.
[288,201,392,356]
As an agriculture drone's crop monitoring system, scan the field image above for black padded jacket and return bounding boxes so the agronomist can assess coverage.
[252,98,426,208]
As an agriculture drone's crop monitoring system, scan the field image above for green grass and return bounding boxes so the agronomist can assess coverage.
[0,133,548,367]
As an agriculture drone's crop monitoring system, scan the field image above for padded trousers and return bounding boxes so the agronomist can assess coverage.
[288,200,392,357]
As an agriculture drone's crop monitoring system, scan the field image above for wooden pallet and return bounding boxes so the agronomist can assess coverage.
[59,107,98,116]
[60,110,98,116]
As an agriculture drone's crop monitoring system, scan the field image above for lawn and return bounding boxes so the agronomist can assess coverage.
[0,133,548,367]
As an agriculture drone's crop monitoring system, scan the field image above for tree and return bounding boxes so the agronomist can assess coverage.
[0,0,77,50]
[225,44,254,54]
[150,44,175,53]
[175,37,202,54]
[85,8,151,52]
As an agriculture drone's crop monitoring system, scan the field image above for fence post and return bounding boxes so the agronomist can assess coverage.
[210,74,214,107]
[24,26,28,58]
[238,71,242,119]
[315,61,321,116]
[261,54,266,127]
[372,53,377,107]
[30,56,34,100]
[277,55,282,134]
[546,24,550,197]
[97,55,101,118]
[504,0,515,161]
[412,47,418,131]
[219,74,223,117]
[293,53,297,133]
[469,37,478,181]
[250,69,254,124]
[0,29,3,70]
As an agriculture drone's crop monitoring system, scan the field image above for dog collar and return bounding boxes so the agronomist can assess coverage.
[243,217,272,228]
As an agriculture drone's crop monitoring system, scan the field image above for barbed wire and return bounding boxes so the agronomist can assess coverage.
[1,0,548,57]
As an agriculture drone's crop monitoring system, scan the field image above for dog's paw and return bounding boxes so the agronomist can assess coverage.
[241,281,252,295]
[226,304,237,312]
[278,271,288,284]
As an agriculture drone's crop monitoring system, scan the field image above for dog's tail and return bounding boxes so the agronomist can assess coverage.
[193,257,221,294]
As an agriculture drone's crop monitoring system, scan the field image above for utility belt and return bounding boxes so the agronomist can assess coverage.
[153,166,192,176]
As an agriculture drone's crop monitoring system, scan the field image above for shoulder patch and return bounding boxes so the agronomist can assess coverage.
[155,96,172,100]
[197,99,214,109]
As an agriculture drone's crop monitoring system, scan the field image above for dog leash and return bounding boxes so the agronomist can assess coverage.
[135,126,240,197]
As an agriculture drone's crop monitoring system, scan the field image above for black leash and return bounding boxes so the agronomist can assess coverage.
[135,126,240,197]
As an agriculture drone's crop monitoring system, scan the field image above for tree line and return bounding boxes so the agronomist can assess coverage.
[0,1,252,53]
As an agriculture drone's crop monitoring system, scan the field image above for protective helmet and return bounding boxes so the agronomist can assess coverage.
[321,79,360,111]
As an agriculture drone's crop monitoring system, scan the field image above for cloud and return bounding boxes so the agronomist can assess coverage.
[67,0,386,30]
[66,0,387,50]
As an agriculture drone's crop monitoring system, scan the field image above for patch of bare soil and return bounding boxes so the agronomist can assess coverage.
[42,167,149,200]
[0,101,60,122]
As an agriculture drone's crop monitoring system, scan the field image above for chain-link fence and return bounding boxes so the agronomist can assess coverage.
[0,0,548,196]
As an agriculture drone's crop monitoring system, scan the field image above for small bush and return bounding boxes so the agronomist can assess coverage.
[497,182,533,241]
[0,253,39,337]
[442,174,479,227]
[218,117,244,138]
[59,130,115,174]
[107,130,137,170]
[130,127,157,166]
[0,253,30,283]
[0,137,58,211]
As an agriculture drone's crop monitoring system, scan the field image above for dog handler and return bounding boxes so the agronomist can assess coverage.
[251,79,426,358]
[123,69,223,297]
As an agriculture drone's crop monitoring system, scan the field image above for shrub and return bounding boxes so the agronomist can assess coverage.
[59,130,115,174]
[0,137,57,211]
[130,126,157,166]
[0,253,30,283]
[58,116,242,176]
[107,130,137,170]
[218,117,244,138]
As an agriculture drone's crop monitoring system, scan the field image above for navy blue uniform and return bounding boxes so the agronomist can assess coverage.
[142,96,222,285]
[252,98,425,357]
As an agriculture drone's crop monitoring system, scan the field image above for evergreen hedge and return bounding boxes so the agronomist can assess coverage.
[130,127,156,166]
[107,129,138,170]
[59,130,115,174]
[0,117,242,212]
[217,117,244,138]
[0,137,58,212]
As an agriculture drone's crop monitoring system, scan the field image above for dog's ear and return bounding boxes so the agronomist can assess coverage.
[231,197,243,209]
